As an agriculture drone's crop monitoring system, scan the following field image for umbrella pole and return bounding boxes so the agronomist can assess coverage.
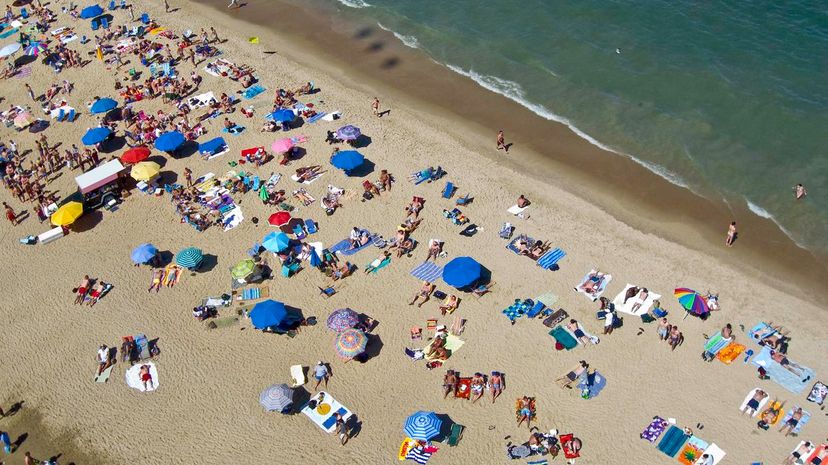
[683,310,689,320]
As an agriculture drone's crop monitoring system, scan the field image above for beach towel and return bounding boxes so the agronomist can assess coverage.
[677,436,709,465]
[695,443,726,465]
[206,316,240,329]
[641,416,669,443]
[455,377,472,399]
[507,204,528,216]
[612,284,662,316]
[321,111,341,122]
[406,446,434,464]
[329,231,379,256]
[558,433,580,459]
[780,407,811,435]
[550,326,578,350]
[574,269,612,301]
[748,321,785,346]
[503,299,533,322]
[542,308,569,328]
[537,248,566,270]
[290,172,324,185]
[242,84,265,100]
[716,343,745,364]
[535,292,558,308]
[506,234,535,255]
[366,256,391,273]
[739,388,771,417]
[577,370,607,399]
[125,362,159,392]
[95,364,114,383]
[301,391,352,433]
[702,332,732,359]
[188,91,216,109]
[410,261,444,282]
[806,444,827,465]
[750,346,814,394]
[807,381,827,405]
[658,426,689,457]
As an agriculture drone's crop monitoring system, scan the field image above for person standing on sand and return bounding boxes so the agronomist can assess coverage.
[313,361,330,390]
[372,97,380,117]
[496,130,508,152]
[228,0,240,8]
[210,27,220,43]
[334,412,349,445]
[725,221,737,247]
[25,83,35,102]
[127,4,135,21]
[3,202,17,226]
[794,183,807,200]
[184,167,193,187]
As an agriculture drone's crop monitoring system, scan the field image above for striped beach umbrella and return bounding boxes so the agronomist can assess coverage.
[175,247,203,269]
[335,124,361,141]
[403,411,442,441]
[326,308,359,332]
[334,328,367,360]
[259,383,294,413]
[24,41,47,57]
[674,288,709,317]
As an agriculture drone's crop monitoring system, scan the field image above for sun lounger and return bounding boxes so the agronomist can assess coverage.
[695,443,726,465]
[612,284,661,316]
[455,194,472,206]
[549,326,578,350]
[290,365,306,386]
[641,416,669,443]
[657,425,688,457]
[751,346,814,394]
[739,387,771,417]
[537,248,566,270]
[574,269,612,301]
[301,391,352,433]
[807,381,827,405]
[410,261,444,282]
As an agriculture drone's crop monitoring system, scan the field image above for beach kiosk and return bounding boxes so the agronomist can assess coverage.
[74,159,127,209]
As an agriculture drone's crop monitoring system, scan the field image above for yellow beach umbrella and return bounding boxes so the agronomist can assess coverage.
[50,201,83,226]
[130,161,161,181]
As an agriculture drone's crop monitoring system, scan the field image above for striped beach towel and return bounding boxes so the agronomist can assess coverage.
[405,447,432,464]
[537,248,566,270]
[410,261,443,282]
[241,288,260,300]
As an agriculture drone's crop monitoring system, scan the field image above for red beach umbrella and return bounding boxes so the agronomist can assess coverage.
[268,211,292,226]
[121,146,151,164]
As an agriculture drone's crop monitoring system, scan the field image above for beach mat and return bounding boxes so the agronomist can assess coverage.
[702,332,731,356]
[657,425,688,457]
[301,391,352,433]
[573,269,612,302]
[641,416,669,443]
[750,346,814,394]
[695,443,725,465]
[95,364,114,383]
[807,381,827,405]
[739,387,770,417]
[780,407,811,435]
[678,436,709,465]
[549,326,578,350]
[576,370,607,399]
[410,261,443,282]
[207,316,240,329]
[612,284,661,316]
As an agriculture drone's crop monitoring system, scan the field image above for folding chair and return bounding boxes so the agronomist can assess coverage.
[442,181,455,199]
[140,13,150,24]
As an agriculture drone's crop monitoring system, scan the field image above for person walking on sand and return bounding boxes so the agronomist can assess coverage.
[313,361,330,391]
[3,202,17,226]
[794,183,807,200]
[127,4,135,21]
[372,97,380,117]
[210,27,220,43]
[334,412,349,445]
[25,83,35,102]
[496,130,508,152]
[184,167,193,187]
[725,221,737,247]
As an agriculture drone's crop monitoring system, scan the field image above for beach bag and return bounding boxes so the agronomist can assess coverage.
[641,314,656,323]
[596,311,607,320]
[362,191,373,201]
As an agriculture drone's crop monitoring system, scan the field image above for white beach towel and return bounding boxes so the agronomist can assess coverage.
[612,284,661,316]
[291,173,323,185]
[222,206,243,231]
[290,365,306,386]
[507,204,528,215]
[739,387,770,417]
[188,91,216,109]
[694,443,725,465]
[49,105,74,119]
[301,391,352,433]
[321,111,341,122]
[125,362,159,392]
[574,269,612,302]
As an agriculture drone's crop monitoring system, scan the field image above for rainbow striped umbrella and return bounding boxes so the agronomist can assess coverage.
[674,288,709,317]
[24,41,47,57]
[334,328,366,360]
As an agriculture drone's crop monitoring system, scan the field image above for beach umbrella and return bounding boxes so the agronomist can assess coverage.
[81,127,112,145]
[50,201,83,226]
[250,299,287,330]
[90,97,118,114]
[231,258,256,280]
[309,247,322,268]
[120,146,151,164]
[130,243,158,264]
[674,288,710,318]
[271,138,294,153]
[0,43,21,58]
[268,211,291,226]
[442,256,482,289]
[335,124,361,141]
[13,111,33,129]
[330,150,365,173]
[334,328,367,360]
[326,308,359,332]
[258,185,269,202]
[79,4,104,19]
[262,231,290,252]
[175,247,203,269]
[269,109,295,123]
[259,384,294,413]
[23,41,46,57]
[130,161,160,181]
[279,218,304,235]
[403,411,442,441]
[154,131,185,152]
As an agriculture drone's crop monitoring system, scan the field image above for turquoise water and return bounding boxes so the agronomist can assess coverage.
[323,0,828,255]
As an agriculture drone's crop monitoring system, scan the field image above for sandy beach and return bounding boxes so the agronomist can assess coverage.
[0,1,825,464]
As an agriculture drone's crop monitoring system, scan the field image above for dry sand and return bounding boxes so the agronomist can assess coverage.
[0,1,825,464]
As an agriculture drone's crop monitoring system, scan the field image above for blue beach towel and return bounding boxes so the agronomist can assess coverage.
[577,370,607,398]
[656,426,688,457]
[410,261,443,282]
[503,299,533,322]
[780,407,811,435]
[367,257,392,273]
[329,231,378,256]
[242,84,265,99]
[306,112,327,124]
[222,126,246,136]
[751,346,814,394]
[537,248,566,270]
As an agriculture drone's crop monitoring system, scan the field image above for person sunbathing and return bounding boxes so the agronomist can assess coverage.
[783,441,814,465]
[74,275,91,304]
[516,396,534,429]
[439,295,459,316]
[758,401,784,430]
[425,240,442,262]
[406,197,424,219]
[330,262,352,281]
[517,195,530,208]
[630,288,649,313]
[563,437,582,457]
[295,165,323,182]
[363,180,380,197]
[410,281,435,307]
[429,346,449,361]
[87,281,107,307]
[148,269,163,292]
[579,271,605,295]
[96,344,112,377]
[779,407,804,436]
[527,241,547,260]
[442,370,457,398]
[260,120,277,132]
[139,364,153,390]
[741,389,768,416]
[471,373,486,404]
[770,350,807,377]
[808,447,827,465]
[556,361,588,388]
[364,251,391,273]
[623,286,640,304]
[566,319,592,345]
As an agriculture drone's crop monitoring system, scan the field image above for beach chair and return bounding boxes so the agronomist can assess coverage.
[66,109,76,122]
[455,194,472,206]
[101,17,110,29]
[318,286,336,298]
[162,61,175,78]
[140,13,150,24]
[121,0,127,8]
[134,333,151,360]
[56,108,65,121]
[108,0,116,9]
[447,423,464,446]
[281,261,301,277]
[149,63,158,77]
[247,242,262,257]
[293,223,306,240]
[20,8,28,19]
[442,181,455,199]
[91,20,100,31]
[290,365,306,386]
[304,219,318,234]
[251,176,260,191]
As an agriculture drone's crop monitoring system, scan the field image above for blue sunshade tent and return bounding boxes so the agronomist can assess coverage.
[403,411,442,441]
[330,150,364,173]
[262,231,290,252]
[81,127,112,145]
[249,299,287,330]
[198,137,226,156]
[270,109,295,123]
[442,256,482,289]
[259,384,294,413]
[79,5,104,18]
[335,125,361,141]
[175,247,203,269]
[154,131,185,152]
[131,243,158,264]
[90,98,118,114]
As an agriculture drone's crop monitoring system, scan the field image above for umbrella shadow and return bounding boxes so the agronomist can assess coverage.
[346,159,375,178]
[356,333,383,363]
[346,414,363,440]
[147,155,168,166]
[173,141,199,159]
[157,250,174,267]
[350,135,372,149]
[14,55,36,66]
[99,136,126,153]
[71,210,104,232]
[198,254,219,272]
[158,170,178,185]
[432,414,455,442]
[292,386,312,413]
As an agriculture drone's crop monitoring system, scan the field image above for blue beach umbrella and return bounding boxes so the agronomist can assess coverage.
[259,384,294,413]
[335,124,361,141]
[269,109,295,123]
[262,231,290,252]
[81,127,112,145]
[330,150,364,173]
[90,98,118,114]
[309,247,322,268]
[403,411,442,441]
[79,5,104,19]
[154,131,186,152]
[175,246,203,269]
[442,256,482,289]
[130,243,158,264]
[249,299,288,330]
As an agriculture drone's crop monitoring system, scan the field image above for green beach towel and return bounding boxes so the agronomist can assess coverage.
[703,332,723,352]
[207,316,240,329]
[550,326,578,350]
[367,257,391,273]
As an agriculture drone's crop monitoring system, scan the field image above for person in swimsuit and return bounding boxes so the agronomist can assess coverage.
[726,221,737,247]
[74,275,91,304]
[779,407,804,436]
[783,440,813,465]
[442,370,457,399]
[516,396,533,428]
[657,318,670,341]
[623,286,640,304]
[148,269,163,292]
[516,195,529,208]
[566,319,591,345]
[794,183,807,200]
[771,350,806,377]
[579,271,604,295]
[426,334,446,359]
[409,281,435,307]
[556,361,588,388]
[96,345,111,377]
[87,281,106,307]
[438,295,459,316]
[741,389,767,416]
[629,288,648,313]
[496,130,508,152]
[810,447,827,465]
[757,401,784,430]
[139,365,153,390]
[470,373,486,404]
[721,323,733,339]
[364,251,391,274]
[668,326,684,351]
[489,371,503,403]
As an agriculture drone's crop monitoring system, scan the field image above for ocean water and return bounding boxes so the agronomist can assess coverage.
[321,0,828,255]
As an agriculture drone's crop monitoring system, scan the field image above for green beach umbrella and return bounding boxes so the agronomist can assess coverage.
[259,184,269,202]
[231,258,256,280]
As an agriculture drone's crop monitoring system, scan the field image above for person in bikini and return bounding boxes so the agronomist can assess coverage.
[148,269,163,292]
[74,275,91,304]
[489,371,503,403]
[442,370,457,399]
[425,240,442,262]
[409,281,435,307]
[579,271,605,296]
[740,389,767,416]
[470,373,486,404]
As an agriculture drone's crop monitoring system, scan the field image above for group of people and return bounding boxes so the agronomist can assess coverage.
[442,369,504,404]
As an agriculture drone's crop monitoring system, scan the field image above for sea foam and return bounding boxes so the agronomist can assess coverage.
[377,22,419,49]
[336,0,371,8]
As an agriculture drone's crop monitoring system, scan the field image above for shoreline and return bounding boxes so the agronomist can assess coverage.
[194,0,828,302]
